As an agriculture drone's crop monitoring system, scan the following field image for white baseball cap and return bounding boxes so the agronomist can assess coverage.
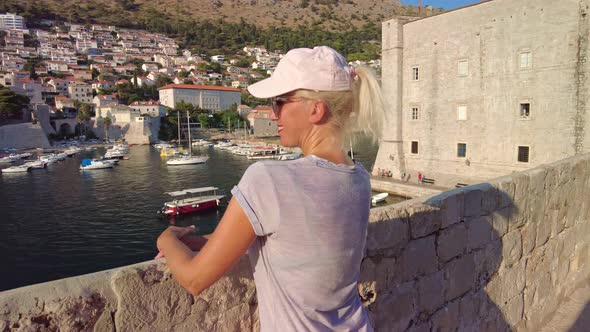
[247,46,353,99]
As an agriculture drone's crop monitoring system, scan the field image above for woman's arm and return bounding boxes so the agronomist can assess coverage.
[156,197,256,296]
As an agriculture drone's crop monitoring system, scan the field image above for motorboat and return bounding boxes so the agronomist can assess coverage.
[159,187,224,215]
[276,153,302,161]
[79,159,115,170]
[247,147,279,160]
[371,192,389,206]
[24,160,47,169]
[166,155,209,165]
[1,165,31,173]
[0,156,18,163]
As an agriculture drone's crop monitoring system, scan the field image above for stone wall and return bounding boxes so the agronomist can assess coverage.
[1,153,589,331]
[0,122,50,149]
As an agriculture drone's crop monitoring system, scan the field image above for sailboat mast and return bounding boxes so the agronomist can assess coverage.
[187,110,192,155]
[177,110,181,145]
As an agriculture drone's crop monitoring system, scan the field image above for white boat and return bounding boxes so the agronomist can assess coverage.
[1,165,31,173]
[39,154,60,164]
[0,156,18,163]
[80,159,115,170]
[192,139,211,147]
[167,155,209,165]
[371,193,389,205]
[247,147,279,160]
[24,160,47,169]
[276,153,302,161]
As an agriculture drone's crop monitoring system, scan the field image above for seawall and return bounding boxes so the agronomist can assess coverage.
[0,153,589,331]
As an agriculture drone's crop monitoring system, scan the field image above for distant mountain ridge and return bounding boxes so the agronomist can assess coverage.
[0,0,443,58]
[2,0,439,30]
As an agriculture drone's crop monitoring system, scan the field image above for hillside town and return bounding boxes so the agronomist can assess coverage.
[0,12,382,148]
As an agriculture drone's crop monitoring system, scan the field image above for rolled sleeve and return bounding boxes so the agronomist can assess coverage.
[231,162,279,236]
[231,185,265,236]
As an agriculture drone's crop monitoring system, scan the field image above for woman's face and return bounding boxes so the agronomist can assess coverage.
[271,94,312,148]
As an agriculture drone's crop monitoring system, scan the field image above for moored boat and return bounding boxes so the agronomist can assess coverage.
[80,159,115,170]
[159,187,224,215]
[166,155,209,165]
[1,165,31,173]
[371,192,389,205]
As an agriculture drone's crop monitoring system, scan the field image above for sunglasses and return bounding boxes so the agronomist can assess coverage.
[270,96,307,117]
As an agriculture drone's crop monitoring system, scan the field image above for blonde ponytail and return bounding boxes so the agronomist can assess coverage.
[294,65,384,146]
[350,66,384,144]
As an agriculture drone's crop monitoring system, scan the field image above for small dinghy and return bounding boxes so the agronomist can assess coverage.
[371,192,389,206]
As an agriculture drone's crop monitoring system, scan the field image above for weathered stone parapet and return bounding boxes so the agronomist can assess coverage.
[1,153,589,331]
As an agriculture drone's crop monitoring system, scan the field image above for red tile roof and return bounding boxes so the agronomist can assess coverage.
[158,84,241,92]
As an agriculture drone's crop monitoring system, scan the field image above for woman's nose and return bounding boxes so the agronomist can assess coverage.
[270,111,279,121]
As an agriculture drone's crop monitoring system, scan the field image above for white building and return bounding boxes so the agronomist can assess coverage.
[67,82,92,104]
[129,100,166,117]
[374,0,590,187]
[0,13,25,30]
[158,84,241,112]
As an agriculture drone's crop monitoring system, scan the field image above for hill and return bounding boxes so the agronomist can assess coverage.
[1,0,443,58]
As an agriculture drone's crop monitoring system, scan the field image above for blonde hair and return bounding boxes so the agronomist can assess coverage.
[294,66,384,145]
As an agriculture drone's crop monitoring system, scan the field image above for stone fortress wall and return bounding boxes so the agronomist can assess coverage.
[0,153,588,331]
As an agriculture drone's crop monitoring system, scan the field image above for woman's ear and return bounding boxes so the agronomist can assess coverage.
[309,100,331,125]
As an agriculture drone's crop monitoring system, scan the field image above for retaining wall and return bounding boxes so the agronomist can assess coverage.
[1,153,589,331]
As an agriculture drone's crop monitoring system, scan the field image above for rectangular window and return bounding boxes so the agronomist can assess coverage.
[518,146,530,162]
[520,103,530,118]
[457,105,467,120]
[411,107,419,120]
[457,143,467,157]
[411,66,419,81]
[411,141,419,154]
[458,60,468,76]
[520,52,532,69]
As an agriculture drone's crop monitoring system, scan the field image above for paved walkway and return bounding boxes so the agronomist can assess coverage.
[540,286,590,332]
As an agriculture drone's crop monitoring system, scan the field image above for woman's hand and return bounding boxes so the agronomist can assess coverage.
[155,225,196,259]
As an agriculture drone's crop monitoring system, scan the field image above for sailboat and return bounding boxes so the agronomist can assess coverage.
[167,111,209,166]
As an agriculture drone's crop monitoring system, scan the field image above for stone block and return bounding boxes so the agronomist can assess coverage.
[491,207,510,240]
[486,260,526,306]
[431,300,459,332]
[217,303,252,332]
[367,208,409,254]
[458,291,480,330]
[473,240,502,288]
[520,222,536,256]
[417,270,445,315]
[372,281,417,331]
[494,179,515,209]
[406,320,431,332]
[437,222,467,263]
[375,257,397,293]
[440,191,465,229]
[501,293,523,327]
[408,204,442,239]
[467,215,493,251]
[481,184,499,214]
[444,253,475,301]
[501,229,522,268]
[464,188,483,218]
[397,235,438,282]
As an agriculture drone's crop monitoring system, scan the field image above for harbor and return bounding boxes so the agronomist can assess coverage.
[0,137,404,291]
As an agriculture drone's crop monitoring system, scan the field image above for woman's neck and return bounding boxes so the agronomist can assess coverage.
[300,132,353,166]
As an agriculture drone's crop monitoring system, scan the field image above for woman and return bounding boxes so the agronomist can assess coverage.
[157,46,384,331]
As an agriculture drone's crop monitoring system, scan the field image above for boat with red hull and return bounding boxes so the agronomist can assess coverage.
[159,187,224,216]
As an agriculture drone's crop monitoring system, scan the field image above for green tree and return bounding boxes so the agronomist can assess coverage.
[0,85,29,121]
[76,106,91,137]
[197,114,210,128]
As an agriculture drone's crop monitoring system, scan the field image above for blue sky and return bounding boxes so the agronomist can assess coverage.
[401,0,481,10]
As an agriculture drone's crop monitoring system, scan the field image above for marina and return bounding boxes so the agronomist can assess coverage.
[0,138,402,291]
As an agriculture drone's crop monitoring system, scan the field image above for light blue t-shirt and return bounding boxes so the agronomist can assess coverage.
[231,155,373,332]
